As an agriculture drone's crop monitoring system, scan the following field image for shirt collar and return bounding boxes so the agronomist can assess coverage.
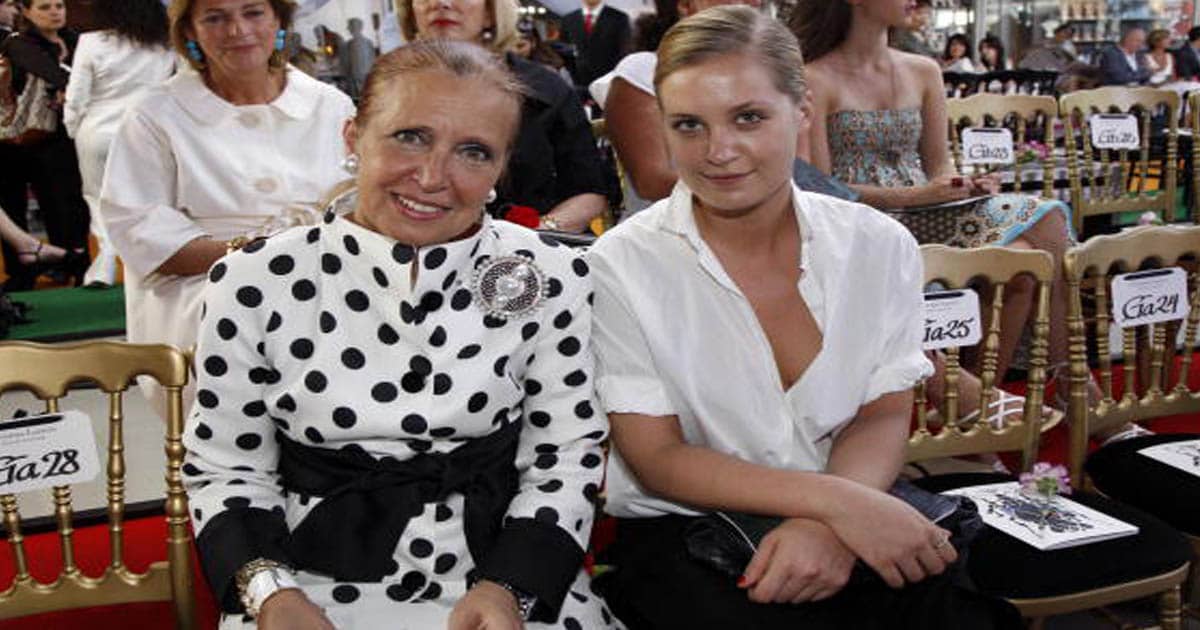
[655,180,818,296]
[322,188,492,296]
[173,64,319,123]
[584,3,604,17]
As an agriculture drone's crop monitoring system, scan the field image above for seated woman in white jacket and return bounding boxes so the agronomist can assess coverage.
[100,0,354,415]
[63,0,175,287]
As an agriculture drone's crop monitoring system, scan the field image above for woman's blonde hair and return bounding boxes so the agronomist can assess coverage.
[394,0,519,54]
[655,5,806,103]
[1148,28,1171,50]
[169,0,296,72]
[356,39,526,147]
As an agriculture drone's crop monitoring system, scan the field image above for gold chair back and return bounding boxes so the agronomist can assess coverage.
[1062,225,1200,485]
[908,245,1055,471]
[946,93,1058,198]
[0,341,195,628]
[1189,91,1200,226]
[1059,87,1180,237]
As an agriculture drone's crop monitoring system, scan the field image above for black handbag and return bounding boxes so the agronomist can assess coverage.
[682,479,983,584]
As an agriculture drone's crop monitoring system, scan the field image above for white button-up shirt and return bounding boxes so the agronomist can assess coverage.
[589,182,933,518]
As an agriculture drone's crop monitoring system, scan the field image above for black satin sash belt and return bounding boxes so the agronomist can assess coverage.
[277,421,520,581]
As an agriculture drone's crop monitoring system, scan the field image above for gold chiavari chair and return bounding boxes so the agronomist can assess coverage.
[1064,225,1200,611]
[909,245,1191,629]
[1059,87,1180,238]
[946,93,1059,199]
[0,341,195,629]
[910,245,1053,469]
[1190,91,1200,226]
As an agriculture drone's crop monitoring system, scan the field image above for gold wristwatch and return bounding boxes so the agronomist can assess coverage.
[236,558,298,617]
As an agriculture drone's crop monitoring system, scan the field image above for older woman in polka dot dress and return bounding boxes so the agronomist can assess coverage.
[182,41,618,630]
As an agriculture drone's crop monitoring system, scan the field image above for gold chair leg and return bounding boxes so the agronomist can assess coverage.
[1159,585,1182,630]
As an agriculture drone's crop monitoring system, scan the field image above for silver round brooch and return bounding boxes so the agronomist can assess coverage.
[471,255,548,320]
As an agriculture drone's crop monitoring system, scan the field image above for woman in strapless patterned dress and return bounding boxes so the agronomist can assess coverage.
[788,0,1120,433]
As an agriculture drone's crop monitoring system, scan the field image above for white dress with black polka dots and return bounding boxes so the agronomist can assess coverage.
[182,210,620,629]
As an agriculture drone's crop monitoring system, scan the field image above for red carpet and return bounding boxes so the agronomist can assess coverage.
[0,516,220,629]
[1,360,1196,629]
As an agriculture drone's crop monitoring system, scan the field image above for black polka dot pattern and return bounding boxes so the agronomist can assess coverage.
[182,219,610,623]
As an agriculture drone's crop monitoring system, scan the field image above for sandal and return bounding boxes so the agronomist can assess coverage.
[16,242,90,287]
[926,388,1061,432]
[1099,423,1154,447]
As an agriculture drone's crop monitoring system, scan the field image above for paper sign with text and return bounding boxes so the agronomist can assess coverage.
[1110,267,1190,329]
[0,411,100,494]
[923,289,982,350]
[1089,114,1140,150]
[961,128,1015,165]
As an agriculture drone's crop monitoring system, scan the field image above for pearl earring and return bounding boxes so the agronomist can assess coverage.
[341,154,359,174]
[486,189,497,204]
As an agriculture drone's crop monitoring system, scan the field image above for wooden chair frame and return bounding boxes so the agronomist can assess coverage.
[911,244,1189,627]
[1064,226,1200,617]
[946,93,1058,200]
[909,245,1054,472]
[0,341,195,629]
[1059,87,1180,237]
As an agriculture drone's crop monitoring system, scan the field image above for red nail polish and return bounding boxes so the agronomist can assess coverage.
[737,575,748,587]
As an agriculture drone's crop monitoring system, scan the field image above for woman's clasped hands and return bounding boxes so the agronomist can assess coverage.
[823,484,957,590]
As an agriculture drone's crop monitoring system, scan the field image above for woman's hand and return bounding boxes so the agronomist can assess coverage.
[914,173,974,206]
[969,172,1001,195]
[741,518,855,604]
[448,581,524,630]
[257,589,336,629]
[823,485,957,589]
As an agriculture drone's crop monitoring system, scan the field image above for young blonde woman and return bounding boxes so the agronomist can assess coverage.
[589,6,1020,628]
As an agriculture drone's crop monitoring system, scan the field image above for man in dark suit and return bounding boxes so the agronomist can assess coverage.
[1174,27,1200,81]
[1098,27,1151,86]
[561,0,631,94]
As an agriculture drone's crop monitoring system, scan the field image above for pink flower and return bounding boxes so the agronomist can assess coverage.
[1019,462,1072,498]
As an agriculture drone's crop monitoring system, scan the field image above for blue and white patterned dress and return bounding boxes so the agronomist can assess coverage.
[827,108,1073,247]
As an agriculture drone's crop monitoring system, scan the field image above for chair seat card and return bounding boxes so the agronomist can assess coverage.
[922,289,982,350]
[962,128,1015,165]
[942,482,1139,551]
[1137,439,1200,477]
[1089,114,1140,150]
[1110,267,1189,329]
[0,411,101,494]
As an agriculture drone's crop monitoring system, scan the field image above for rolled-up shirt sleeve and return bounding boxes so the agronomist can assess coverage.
[588,246,676,417]
[99,107,208,277]
[862,231,934,404]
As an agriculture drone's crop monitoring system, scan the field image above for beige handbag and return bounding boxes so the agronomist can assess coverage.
[0,40,59,145]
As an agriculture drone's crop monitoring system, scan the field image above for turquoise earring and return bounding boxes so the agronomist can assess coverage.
[275,29,287,51]
[185,40,204,62]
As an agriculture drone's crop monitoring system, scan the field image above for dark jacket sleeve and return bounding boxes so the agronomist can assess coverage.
[6,33,69,91]
[549,81,609,202]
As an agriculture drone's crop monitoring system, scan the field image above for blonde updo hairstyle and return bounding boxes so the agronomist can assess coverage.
[169,0,297,72]
[356,39,527,149]
[394,0,520,54]
[654,4,807,105]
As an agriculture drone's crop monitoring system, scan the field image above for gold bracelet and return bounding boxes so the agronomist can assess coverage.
[538,216,561,231]
[225,235,251,255]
